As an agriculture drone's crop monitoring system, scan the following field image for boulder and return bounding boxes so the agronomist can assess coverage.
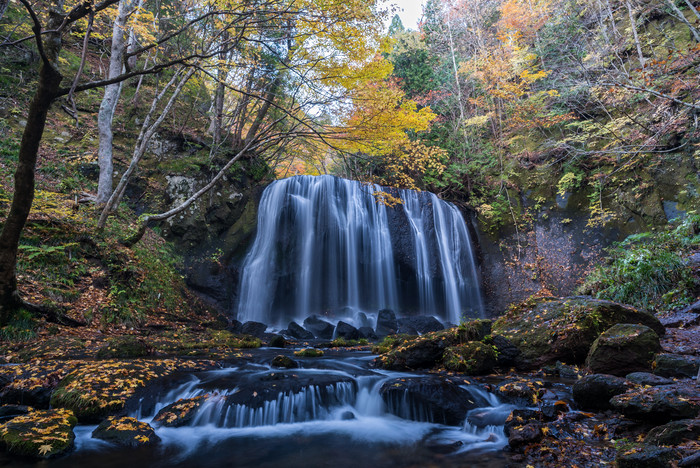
[645,419,700,446]
[504,409,542,436]
[458,319,492,341]
[268,335,287,348]
[0,408,77,458]
[379,377,489,425]
[610,383,700,422]
[153,395,211,427]
[375,334,447,370]
[585,324,661,376]
[303,316,334,339]
[96,336,154,359]
[375,309,398,337]
[0,405,30,421]
[442,342,497,375]
[616,446,679,468]
[508,421,544,448]
[240,321,268,338]
[335,321,360,340]
[572,374,632,411]
[92,416,160,447]
[493,296,664,367]
[286,321,314,340]
[398,316,445,334]
[626,372,673,386]
[492,335,521,368]
[226,319,243,334]
[653,354,700,379]
[495,378,546,406]
[271,355,299,369]
[358,326,377,341]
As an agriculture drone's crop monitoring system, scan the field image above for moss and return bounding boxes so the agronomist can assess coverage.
[271,355,298,369]
[92,416,159,447]
[96,336,153,359]
[294,348,324,358]
[152,396,210,427]
[443,342,497,374]
[0,408,77,458]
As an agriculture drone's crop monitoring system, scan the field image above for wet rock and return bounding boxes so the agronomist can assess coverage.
[335,321,360,340]
[572,374,632,411]
[268,335,287,348]
[294,348,324,358]
[356,312,372,329]
[358,326,377,341]
[340,411,355,420]
[616,445,679,468]
[495,378,545,406]
[226,319,243,333]
[397,323,418,335]
[680,451,700,467]
[443,342,497,375]
[271,355,299,369]
[240,321,267,338]
[508,421,544,448]
[585,324,660,376]
[555,361,583,379]
[492,335,521,368]
[626,372,673,386]
[375,333,447,370]
[286,321,314,340]
[653,354,700,379]
[645,419,700,446]
[610,383,700,422]
[660,310,700,328]
[459,319,493,341]
[493,296,664,367]
[303,316,334,339]
[0,408,77,458]
[380,377,488,425]
[0,405,30,421]
[375,309,398,337]
[153,395,211,427]
[397,316,444,334]
[504,409,542,436]
[92,416,160,447]
[97,336,154,359]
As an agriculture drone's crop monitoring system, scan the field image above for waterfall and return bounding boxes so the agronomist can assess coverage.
[236,175,483,326]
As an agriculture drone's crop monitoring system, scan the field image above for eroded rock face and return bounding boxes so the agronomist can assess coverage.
[92,416,160,447]
[610,383,700,422]
[572,374,633,411]
[493,296,664,368]
[585,324,661,376]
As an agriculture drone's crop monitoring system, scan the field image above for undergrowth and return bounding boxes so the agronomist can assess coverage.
[580,213,700,311]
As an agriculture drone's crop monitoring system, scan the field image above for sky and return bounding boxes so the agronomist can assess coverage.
[386,0,426,30]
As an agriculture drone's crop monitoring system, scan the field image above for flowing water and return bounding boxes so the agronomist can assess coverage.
[236,175,483,327]
[4,350,514,468]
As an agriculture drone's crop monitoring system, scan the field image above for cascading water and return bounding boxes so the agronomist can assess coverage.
[236,175,483,326]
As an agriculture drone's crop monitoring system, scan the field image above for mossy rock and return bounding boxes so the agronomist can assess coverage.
[0,408,77,458]
[495,378,546,405]
[92,416,160,447]
[271,355,299,369]
[492,296,664,367]
[443,342,497,375]
[585,324,661,376]
[153,395,211,427]
[293,348,324,358]
[96,336,153,359]
[610,383,700,422]
[645,419,700,446]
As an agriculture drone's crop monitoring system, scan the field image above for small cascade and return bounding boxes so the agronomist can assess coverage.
[236,175,483,326]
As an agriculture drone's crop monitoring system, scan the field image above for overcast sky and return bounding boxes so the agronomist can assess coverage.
[386,0,425,30]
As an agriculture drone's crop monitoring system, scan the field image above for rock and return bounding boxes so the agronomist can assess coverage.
[504,409,542,436]
[458,319,492,341]
[555,361,583,379]
[268,335,287,348]
[153,395,212,427]
[616,445,679,468]
[240,321,267,338]
[585,324,661,376]
[96,336,154,359]
[442,342,497,375]
[660,311,700,328]
[0,408,77,458]
[645,419,700,446]
[294,348,324,358]
[226,319,243,333]
[375,333,447,370]
[679,299,700,314]
[375,309,398,337]
[358,326,377,341]
[379,377,489,426]
[271,355,299,369]
[92,416,160,447]
[626,372,673,386]
[508,421,544,448]
[0,405,30,421]
[680,451,700,467]
[572,374,632,411]
[341,411,355,420]
[303,316,334,339]
[495,378,546,406]
[335,321,360,340]
[492,335,521,368]
[610,383,700,422]
[653,354,700,379]
[398,316,445,334]
[286,321,314,340]
[356,312,372,328]
[493,296,664,367]
[397,323,418,335]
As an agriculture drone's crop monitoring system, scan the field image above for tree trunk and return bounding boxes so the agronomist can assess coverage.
[96,0,135,205]
[626,0,645,67]
[0,63,62,324]
[666,0,700,42]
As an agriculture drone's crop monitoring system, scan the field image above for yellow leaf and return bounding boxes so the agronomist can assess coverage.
[38,444,53,456]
